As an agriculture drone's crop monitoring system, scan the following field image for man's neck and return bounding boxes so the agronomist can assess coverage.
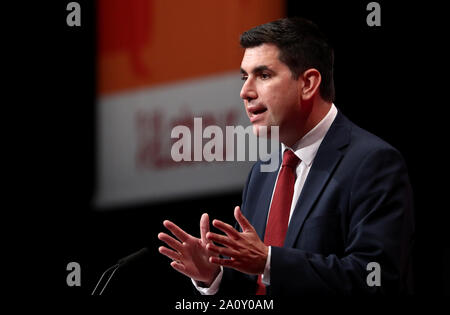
[282,100,332,147]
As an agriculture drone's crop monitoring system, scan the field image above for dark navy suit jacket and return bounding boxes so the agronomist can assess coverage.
[219,111,415,295]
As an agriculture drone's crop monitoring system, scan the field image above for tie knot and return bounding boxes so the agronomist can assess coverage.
[282,150,300,168]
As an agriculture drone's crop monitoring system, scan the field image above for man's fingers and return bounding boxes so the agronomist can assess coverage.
[163,220,190,242]
[158,246,182,262]
[206,242,240,258]
[158,232,183,252]
[212,219,241,240]
[209,256,238,268]
[200,213,210,245]
[234,206,253,232]
[206,231,238,249]
[170,261,186,273]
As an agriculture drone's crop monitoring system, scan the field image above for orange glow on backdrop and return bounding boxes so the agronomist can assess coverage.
[97,0,285,95]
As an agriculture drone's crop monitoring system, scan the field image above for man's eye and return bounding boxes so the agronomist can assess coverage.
[261,73,271,80]
[241,76,248,81]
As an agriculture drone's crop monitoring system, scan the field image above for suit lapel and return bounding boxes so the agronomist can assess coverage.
[253,152,281,240]
[284,112,351,248]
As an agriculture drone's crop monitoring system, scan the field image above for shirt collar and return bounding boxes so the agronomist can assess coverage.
[282,103,338,166]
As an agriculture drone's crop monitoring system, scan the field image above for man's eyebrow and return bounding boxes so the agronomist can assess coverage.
[240,65,272,75]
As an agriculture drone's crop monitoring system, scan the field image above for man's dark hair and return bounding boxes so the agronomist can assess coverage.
[240,17,335,102]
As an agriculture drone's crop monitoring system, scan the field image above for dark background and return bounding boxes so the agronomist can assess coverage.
[22,0,448,306]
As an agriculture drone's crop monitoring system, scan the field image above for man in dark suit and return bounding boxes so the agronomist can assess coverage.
[158,17,414,295]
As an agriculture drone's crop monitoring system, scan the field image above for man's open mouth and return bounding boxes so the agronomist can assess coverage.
[247,105,267,121]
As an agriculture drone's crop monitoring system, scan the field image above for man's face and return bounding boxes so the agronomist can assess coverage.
[240,43,302,138]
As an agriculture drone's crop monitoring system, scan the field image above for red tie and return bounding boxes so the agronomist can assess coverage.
[256,149,300,295]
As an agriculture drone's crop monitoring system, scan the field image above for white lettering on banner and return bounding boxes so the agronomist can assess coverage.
[135,108,240,169]
[96,72,255,207]
[170,118,280,172]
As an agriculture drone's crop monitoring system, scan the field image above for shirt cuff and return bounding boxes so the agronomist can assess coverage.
[261,246,271,285]
[191,266,223,295]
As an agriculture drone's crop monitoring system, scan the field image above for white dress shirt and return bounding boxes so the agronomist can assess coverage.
[194,104,338,295]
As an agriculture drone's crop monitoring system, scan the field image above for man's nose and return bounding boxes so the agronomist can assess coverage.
[240,79,257,101]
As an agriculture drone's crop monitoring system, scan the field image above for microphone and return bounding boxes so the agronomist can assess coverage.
[117,247,149,265]
[91,247,149,295]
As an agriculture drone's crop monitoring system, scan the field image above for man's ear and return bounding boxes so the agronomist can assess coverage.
[300,68,322,101]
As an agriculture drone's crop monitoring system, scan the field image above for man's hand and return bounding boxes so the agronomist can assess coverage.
[206,206,269,275]
[158,213,220,286]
